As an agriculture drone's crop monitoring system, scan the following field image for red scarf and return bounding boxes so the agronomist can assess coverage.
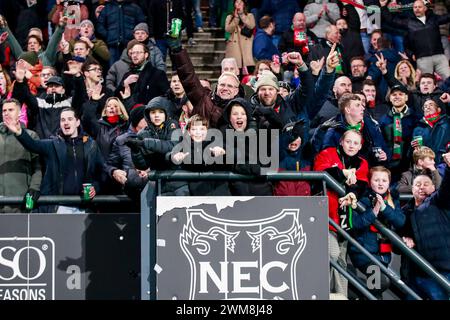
[423,112,441,128]
[106,115,120,124]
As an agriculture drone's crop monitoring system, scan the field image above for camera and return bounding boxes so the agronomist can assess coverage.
[367,192,378,208]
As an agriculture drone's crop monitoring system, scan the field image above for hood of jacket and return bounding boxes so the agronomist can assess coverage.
[222,97,255,130]
[144,96,176,125]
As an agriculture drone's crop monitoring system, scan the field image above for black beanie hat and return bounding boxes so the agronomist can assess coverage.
[129,104,145,128]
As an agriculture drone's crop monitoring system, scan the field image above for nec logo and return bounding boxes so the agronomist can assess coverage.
[0,237,55,300]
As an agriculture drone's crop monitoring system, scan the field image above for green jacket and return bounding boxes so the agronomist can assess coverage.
[4,25,64,67]
[0,123,42,213]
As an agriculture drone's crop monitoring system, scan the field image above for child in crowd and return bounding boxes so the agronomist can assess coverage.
[170,114,231,196]
[348,166,405,299]
[397,146,442,194]
[126,96,189,196]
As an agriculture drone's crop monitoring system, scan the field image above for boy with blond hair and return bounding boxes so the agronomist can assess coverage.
[397,146,442,194]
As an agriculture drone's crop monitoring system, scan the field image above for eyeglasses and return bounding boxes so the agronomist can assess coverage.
[88,67,102,72]
[40,73,53,78]
[130,51,145,56]
[218,83,238,89]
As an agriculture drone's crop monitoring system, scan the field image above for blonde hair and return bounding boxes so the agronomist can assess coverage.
[413,146,435,164]
[394,60,416,91]
[102,97,129,121]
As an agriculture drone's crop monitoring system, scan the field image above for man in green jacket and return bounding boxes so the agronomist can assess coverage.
[0,98,41,213]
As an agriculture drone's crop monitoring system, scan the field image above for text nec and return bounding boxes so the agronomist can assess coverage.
[199,261,289,294]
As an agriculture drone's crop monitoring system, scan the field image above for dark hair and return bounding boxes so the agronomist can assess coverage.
[26,35,43,46]
[60,107,79,119]
[362,79,376,87]
[350,56,365,66]
[259,15,274,29]
[81,59,101,73]
[419,73,436,85]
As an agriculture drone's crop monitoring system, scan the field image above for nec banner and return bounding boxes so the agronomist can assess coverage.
[156,197,329,300]
[0,214,140,300]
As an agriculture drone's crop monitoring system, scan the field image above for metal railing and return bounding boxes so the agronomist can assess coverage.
[146,170,450,299]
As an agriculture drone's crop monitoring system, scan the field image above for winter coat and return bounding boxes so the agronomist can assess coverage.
[381,7,450,59]
[313,113,390,166]
[252,29,279,61]
[348,190,405,270]
[81,100,129,159]
[171,48,243,128]
[15,129,105,213]
[412,115,450,163]
[314,146,369,232]
[69,36,111,67]
[379,106,419,174]
[403,167,450,275]
[279,28,318,65]
[249,66,315,130]
[132,97,180,172]
[221,97,273,196]
[96,0,146,47]
[225,13,256,68]
[106,54,131,93]
[117,60,169,106]
[308,39,348,75]
[12,81,73,139]
[397,166,442,194]
[409,88,447,117]
[5,25,64,67]
[0,124,42,213]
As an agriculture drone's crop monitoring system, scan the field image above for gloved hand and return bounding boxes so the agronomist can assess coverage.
[23,188,40,210]
[125,137,144,150]
[166,33,182,52]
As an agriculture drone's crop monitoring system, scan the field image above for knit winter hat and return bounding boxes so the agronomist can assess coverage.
[80,19,95,29]
[256,70,279,91]
[18,51,39,66]
[129,104,145,128]
[134,23,149,35]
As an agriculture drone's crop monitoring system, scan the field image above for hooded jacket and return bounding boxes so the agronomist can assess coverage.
[221,97,273,196]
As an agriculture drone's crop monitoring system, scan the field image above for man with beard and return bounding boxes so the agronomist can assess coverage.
[4,107,104,213]
[116,41,169,106]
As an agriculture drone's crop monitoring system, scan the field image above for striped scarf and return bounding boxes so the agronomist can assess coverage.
[423,112,441,128]
[392,107,407,160]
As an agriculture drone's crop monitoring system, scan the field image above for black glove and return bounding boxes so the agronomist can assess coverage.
[125,137,145,150]
[166,33,182,52]
[23,188,40,210]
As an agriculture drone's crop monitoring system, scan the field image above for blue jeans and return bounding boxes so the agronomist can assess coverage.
[385,33,404,53]
[192,0,203,28]
[361,32,370,55]
[209,0,217,27]
[413,272,450,300]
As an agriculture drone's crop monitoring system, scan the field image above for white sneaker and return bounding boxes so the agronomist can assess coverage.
[197,27,204,33]
[188,38,197,46]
